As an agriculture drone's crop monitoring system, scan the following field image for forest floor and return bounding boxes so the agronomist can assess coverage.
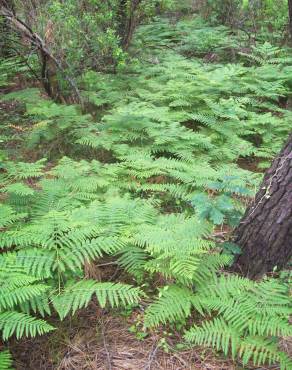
[9,304,292,370]
[2,76,291,370]
[1,18,292,368]
[10,307,236,370]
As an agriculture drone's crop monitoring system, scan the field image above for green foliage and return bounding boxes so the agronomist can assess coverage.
[0,181,147,342]
[8,0,174,78]
[0,312,54,341]
[239,42,292,66]
[144,286,196,327]
[53,281,143,319]
[184,277,292,369]
[1,8,291,370]
[0,58,28,88]
[0,351,13,370]
[134,17,239,60]
[146,275,292,369]
[132,213,230,284]
[202,0,288,43]
[2,159,46,181]
[191,192,242,226]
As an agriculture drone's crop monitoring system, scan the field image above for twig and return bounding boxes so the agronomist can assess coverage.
[144,341,159,370]
[100,320,112,370]
[171,352,188,367]
[96,262,118,267]
[0,6,82,104]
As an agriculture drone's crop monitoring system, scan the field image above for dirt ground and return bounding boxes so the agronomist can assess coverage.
[7,302,291,370]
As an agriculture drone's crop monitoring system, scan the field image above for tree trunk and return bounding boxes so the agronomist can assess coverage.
[117,0,142,50]
[289,0,292,39]
[0,0,15,57]
[233,134,292,278]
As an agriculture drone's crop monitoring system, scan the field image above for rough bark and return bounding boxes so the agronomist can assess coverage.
[233,134,292,278]
[117,0,142,50]
[0,0,15,57]
[117,0,128,46]
[289,0,292,39]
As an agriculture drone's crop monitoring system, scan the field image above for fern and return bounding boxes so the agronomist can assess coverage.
[1,13,292,370]
[186,324,292,370]
[116,246,148,278]
[185,318,240,358]
[0,351,13,370]
[183,276,292,369]
[1,159,46,181]
[1,183,35,197]
[144,285,201,327]
[52,280,143,320]
[0,205,26,228]
[0,191,153,341]
[145,270,291,369]
[0,311,54,340]
[239,42,292,66]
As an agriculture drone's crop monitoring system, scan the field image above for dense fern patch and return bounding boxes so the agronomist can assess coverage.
[0,13,291,370]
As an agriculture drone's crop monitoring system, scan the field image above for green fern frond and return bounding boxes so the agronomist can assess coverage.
[0,350,13,370]
[54,236,128,271]
[197,274,254,297]
[116,246,148,277]
[134,214,212,254]
[144,286,194,327]
[2,159,46,181]
[0,283,49,311]
[52,280,143,319]
[239,336,292,369]
[0,205,26,228]
[247,315,292,337]
[191,254,233,284]
[1,183,35,197]
[0,311,54,340]
[19,294,51,317]
[1,249,55,279]
[190,113,217,126]
[185,317,240,358]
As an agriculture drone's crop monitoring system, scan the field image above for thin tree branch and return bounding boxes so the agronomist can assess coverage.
[0,5,82,104]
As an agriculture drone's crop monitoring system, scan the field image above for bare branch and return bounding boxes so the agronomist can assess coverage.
[0,5,82,104]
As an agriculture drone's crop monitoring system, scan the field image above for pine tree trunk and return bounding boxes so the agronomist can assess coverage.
[0,0,15,57]
[233,134,292,278]
[117,0,142,51]
[289,0,292,39]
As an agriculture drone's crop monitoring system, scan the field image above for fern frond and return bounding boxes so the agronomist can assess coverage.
[2,159,46,181]
[197,274,254,297]
[1,183,35,197]
[239,336,292,369]
[185,317,240,358]
[52,280,143,319]
[0,311,54,340]
[144,286,194,327]
[247,315,292,337]
[55,236,128,271]
[191,254,232,284]
[0,283,49,311]
[1,249,55,279]
[0,350,13,370]
[19,294,51,317]
[0,205,26,228]
[116,246,148,277]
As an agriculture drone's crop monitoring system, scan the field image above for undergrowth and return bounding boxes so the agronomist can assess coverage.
[0,15,291,370]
